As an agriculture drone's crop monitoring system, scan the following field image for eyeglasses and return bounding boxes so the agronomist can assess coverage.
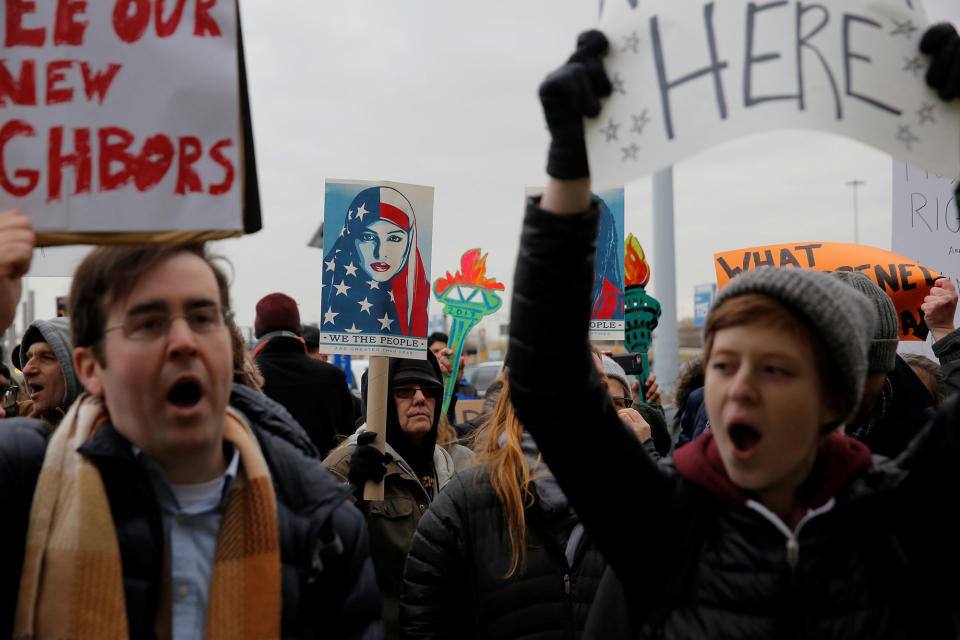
[2,385,20,417]
[103,307,234,342]
[612,397,633,410]
[393,386,442,400]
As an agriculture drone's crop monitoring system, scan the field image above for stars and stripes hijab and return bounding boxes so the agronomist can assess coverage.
[322,186,429,336]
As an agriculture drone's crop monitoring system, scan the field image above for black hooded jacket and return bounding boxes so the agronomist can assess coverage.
[509,199,960,640]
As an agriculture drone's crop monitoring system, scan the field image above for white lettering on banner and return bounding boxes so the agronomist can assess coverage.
[588,0,960,189]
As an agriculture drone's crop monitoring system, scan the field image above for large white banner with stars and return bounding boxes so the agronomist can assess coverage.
[587,0,960,189]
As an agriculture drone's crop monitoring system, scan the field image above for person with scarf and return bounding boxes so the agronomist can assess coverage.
[0,243,381,639]
[323,351,457,640]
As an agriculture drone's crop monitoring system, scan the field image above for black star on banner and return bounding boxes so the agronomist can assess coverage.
[621,32,640,54]
[917,103,935,125]
[621,143,640,161]
[895,125,920,150]
[890,19,918,39]
[902,56,924,76]
[601,119,620,142]
[611,73,626,95]
[631,110,651,135]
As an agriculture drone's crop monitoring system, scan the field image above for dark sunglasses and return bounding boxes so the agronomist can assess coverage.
[393,386,442,400]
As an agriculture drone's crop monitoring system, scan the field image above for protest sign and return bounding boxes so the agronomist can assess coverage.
[528,186,625,340]
[433,248,504,415]
[694,283,717,327]
[0,0,260,244]
[455,398,485,425]
[319,179,434,359]
[588,0,960,189]
[714,242,942,341]
[591,188,626,340]
[892,161,960,354]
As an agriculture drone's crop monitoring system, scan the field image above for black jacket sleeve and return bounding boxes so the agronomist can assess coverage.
[399,476,469,639]
[326,503,384,640]
[932,328,960,394]
[507,198,681,592]
[0,419,50,637]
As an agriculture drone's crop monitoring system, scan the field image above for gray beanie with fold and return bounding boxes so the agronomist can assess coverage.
[709,268,874,423]
[15,317,84,409]
[600,354,631,397]
[830,270,899,374]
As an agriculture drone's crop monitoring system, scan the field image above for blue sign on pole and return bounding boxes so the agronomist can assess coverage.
[693,283,717,327]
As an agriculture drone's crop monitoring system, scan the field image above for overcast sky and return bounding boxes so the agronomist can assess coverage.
[19,0,960,340]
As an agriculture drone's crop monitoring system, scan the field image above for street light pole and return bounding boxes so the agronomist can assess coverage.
[846,179,864,244]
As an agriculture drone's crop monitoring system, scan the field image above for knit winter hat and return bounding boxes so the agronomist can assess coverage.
[830,271,898,373]
[254,293,301,339]
[709,268,875,423]
[600,354,631,397]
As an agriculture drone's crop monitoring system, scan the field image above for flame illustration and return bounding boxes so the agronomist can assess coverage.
[435,248,505,295]
[625,234,650,288]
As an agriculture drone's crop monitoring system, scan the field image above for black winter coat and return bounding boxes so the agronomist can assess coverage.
[508,199,960,640]
[0,385,382,639]
[400,466,606,639]
[256,335,356,457]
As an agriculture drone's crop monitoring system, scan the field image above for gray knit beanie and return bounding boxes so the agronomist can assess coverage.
[708,268,874,423]
[830,270,898,373]
[600,354,631,398]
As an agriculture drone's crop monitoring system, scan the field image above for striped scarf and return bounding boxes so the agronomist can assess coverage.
[14,393,281,640]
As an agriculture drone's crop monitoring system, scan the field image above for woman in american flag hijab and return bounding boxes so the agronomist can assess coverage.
[322,186,430,337]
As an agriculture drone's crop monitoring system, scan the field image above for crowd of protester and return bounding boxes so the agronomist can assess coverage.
[0,21,958,640]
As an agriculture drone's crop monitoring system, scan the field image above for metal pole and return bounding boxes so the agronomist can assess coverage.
[652,168,679,398]
[846,179,864,244]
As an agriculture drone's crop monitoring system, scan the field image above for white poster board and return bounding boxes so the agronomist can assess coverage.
[588,0,960,189]
[892,161,960,357]
[0,1,243,237]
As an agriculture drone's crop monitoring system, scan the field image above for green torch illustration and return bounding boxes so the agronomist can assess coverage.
[433,249,505,416]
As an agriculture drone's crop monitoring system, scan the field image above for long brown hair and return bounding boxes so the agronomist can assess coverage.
[473,372,540,578]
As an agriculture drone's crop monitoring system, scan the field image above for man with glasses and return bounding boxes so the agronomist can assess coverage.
[0,244,381,638]
[10,317,84,426]
[323,351,457,640]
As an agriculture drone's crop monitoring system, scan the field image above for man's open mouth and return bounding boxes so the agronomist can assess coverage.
[30,384,44,393]
[167,380,202,407]
[371,262,390,272]
[729,423,762,455]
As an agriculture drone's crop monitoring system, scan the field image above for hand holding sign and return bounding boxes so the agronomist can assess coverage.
[922,278,959,341]
[0,209,35,331]
[541,30,613,180]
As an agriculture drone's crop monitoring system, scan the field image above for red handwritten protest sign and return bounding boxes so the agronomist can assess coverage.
[0,0,254,244]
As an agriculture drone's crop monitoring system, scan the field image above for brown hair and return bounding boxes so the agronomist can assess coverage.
[472,372,540,578]
[901,353,945,409]
[69,244,231,361]
[704,293,846,425]
[230,321,264,393]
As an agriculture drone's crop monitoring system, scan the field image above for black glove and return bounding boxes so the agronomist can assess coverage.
[921,23,960,101]
[539,30,613,180]
[920,23,960,217]
[348,430,392,499]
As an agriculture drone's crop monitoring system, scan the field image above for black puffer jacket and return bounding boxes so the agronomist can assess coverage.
[0,385,382,639]
[400,465,606,639]
[508,199,960,640]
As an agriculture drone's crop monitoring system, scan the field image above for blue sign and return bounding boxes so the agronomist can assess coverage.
[694,283,716,327]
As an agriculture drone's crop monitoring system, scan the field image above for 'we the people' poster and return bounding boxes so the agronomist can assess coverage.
[319,179,434,359]
[0,0,256,242]
[588,0,960,188]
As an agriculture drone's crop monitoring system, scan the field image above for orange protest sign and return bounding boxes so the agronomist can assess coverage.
[713,243,942,342]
